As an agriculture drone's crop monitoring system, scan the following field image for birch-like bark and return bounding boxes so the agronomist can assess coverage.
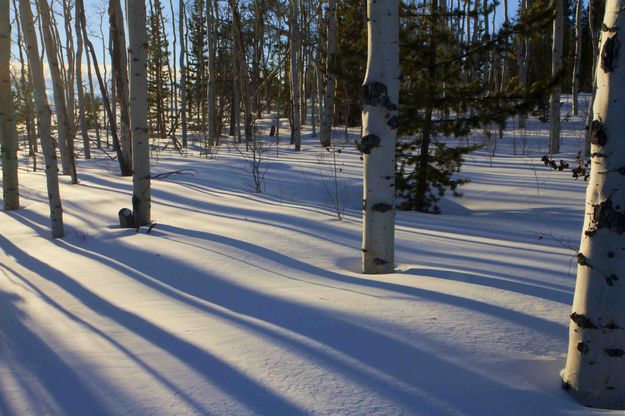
[85,36,101,149]
[75,0,91,159]
[78,0,128,173]
[549,0,563,154]
[361,0,399,274]
[584,0,600,157]
[39,0,78,184]
[500,0,509,90]
[12,0,36,164]
[19,0,64,237]
[313,54,323,130]
[290,0,301,151]
[320,0,336,147]
[572,0,582,116]
[62,0,76,147]
[299,9,306,125]
[128,0,151,226]
[563,1,625,408]
[207,0,216,146]
[517,0,528,129]
[229,0,252,145]
[168,0,178,136]
[179,0,187,147]
[0,0,19,210]
[110,0,133,174]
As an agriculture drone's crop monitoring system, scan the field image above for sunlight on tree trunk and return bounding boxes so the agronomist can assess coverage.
[563,0,625,408]
[361,0,399,274]
[19,0,64,237]
[128,0,151,227]
[0,0,19,210]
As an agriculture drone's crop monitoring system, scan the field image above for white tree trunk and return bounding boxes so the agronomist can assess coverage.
[39,0,78,184]
[361,0,399,274]
[179,0,187,147]
[85,36,101,149]
[110,0,133,175]
[62,0,76,151]
[320,0,336,147]
[314,55,324,131]
[19,0,64,238]
[562,0,625,408]
[0,0,19,210]
[290,0,301,151]
[207,0,216,146]
[571,0,582,116]
[549,0,563,154]
[516,0,528,129]
[75,0,91,159]
[584,0,600,157]
[128,0,151,226]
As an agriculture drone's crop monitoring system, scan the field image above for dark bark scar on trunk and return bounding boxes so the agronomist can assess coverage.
[601,34,620,73]
[362,82,397,112]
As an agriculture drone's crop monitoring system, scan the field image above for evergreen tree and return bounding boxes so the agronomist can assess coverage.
[396,0,554,213]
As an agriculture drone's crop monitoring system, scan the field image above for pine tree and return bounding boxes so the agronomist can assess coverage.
[395,0,553,213]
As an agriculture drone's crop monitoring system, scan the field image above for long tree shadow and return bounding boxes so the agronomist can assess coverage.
[48,230,578,413]
[0,234,307,416]
[3,195,581,414]
[153,224,568,335]
[0,262,211,415]
[399,267,572,305]
[0,289,110,416]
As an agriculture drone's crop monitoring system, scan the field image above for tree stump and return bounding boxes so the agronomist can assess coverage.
[118,208,135,228]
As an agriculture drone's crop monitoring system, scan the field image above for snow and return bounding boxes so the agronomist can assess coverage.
[1,97,620,415]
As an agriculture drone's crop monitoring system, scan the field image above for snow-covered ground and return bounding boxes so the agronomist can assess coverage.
[1,97,618,415]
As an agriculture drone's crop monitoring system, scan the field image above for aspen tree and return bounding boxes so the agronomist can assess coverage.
[290,0,301,151]
[571,0,582,116]
[78,0,127,173]
[500,0,509,89]
[39,0,78,183]
[361,0,399,274]
[0,0,19,210]
[110,0,133,175]
[168,0,178,136]
[549,0,563,154]
[228,0,253,145]
[19,0,64,237]
[207,0,216,146]
[517,0,529,129]
[75,0,91,159]
[12,0,36,166]
[320,0,336,147]
[86,48,101,149]
[562,0,625,408]
[61,0,76,146]
[128,0,151,226]
[179,0,187,147]
[584,0,600,157]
